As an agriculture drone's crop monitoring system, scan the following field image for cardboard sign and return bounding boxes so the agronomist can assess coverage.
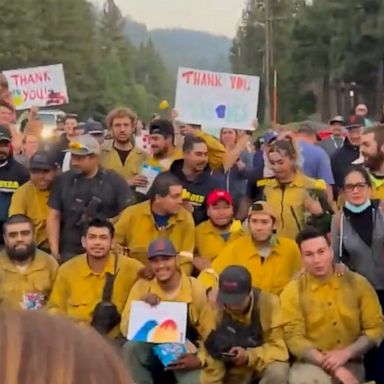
[3,64,69,110]
[175,67,260,130]
[127,301,187,344]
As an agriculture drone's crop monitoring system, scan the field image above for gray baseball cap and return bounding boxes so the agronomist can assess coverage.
[66,134,101,156]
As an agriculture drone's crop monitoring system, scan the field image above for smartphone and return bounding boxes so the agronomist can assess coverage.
[221,352,236,358]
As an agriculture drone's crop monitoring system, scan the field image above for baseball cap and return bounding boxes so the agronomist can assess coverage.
[30,151,56,171]
[345,115,365,130]
[218,266,252,306]
[0,125,11,142]
[263,130,278,145]
[148,238,177,260]
[248,201,276,220]
[66,134,101,156]
[329,115,345,125]
[84,120,104,135]
[207,190,233,207]
[149,119,174,137]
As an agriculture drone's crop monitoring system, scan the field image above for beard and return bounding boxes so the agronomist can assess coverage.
[6,243,35,263]
[364,151,384,172]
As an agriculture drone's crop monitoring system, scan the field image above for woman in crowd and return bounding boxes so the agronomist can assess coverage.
[331,165,384,383]
[0,309,132,384]
[250,139,330,239]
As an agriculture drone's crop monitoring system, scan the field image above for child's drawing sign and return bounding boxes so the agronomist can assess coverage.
[127,301,187,344]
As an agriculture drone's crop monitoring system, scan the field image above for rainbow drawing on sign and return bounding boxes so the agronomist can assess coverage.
[132,319,181,343]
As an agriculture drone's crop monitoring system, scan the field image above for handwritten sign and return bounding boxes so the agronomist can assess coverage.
[3,64,69,110]
[175,67,260,130]
[127,301,187,344]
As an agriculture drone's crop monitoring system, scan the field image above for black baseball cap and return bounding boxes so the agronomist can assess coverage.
[149,119,174,137]
[147,238,177,260]
[0,125,11,142]
[218,266,252,306]
[84,120,104,135]
[345,115,365,130]
[30,151,56,171]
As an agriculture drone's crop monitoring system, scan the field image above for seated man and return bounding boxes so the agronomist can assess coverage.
[194,190,244,273]
[0,214,58,310]
[121,238,215,384]
[48,218,142,337]
[115,172,195,276]
[198,201,301,296]
[281,227,383,384]
[9,151,58,252]
[203,265,289,384]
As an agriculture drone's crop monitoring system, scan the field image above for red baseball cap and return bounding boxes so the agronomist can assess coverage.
[207,190,233,207]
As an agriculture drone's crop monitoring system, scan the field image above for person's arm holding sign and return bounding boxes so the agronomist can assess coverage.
[222,126,255,172]
[120,281,151,337]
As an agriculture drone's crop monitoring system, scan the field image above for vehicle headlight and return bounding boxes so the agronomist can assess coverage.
[41,127,52,139]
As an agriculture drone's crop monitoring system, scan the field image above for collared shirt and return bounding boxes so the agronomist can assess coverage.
[115,200,195,275]
[100,141,148,180]
[369,172,384,200]
[9,181,50,248]
[257,172,326,239]
[195,219,244,262]
[120,273,215,364]
[198,235,302,295]
[201,290,288,382]
[145,148,183,172]
[280,270,384,359]
[0,249,58,310]
[48,253,142,331]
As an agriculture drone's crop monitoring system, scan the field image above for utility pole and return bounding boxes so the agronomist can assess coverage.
[264,0,272,127]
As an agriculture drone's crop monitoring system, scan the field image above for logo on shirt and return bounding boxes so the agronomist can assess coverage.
[0,180,19,192]
[182,189,205,205]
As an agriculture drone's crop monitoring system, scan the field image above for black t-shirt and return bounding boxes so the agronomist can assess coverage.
[114,146,131,165]
[0,158,29,220]
[48,168,132,255]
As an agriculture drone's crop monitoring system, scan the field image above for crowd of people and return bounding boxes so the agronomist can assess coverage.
[0,94,383,384]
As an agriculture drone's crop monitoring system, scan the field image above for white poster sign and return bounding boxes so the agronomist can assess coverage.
[175,67,260,130]
[3,64,69,110]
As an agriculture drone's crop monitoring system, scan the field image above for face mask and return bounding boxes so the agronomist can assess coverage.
[345,200,371,214]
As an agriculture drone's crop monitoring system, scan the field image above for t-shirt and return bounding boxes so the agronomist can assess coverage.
[0,158,30,224]
[299,141,335,185]
[220,232,230,242]
[153,213,170,230]
[114,146,131,165]
[48,169,132,256]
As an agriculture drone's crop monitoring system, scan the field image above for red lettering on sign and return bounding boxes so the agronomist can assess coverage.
[23,87,49,101]
[9,71,51,87]
[230,76,251,91]
[182,70,222,87]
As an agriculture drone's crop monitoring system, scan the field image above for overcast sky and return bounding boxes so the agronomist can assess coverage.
[93,0,247,37]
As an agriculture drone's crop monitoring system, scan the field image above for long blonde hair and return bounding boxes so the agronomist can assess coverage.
[0,309,132,384]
